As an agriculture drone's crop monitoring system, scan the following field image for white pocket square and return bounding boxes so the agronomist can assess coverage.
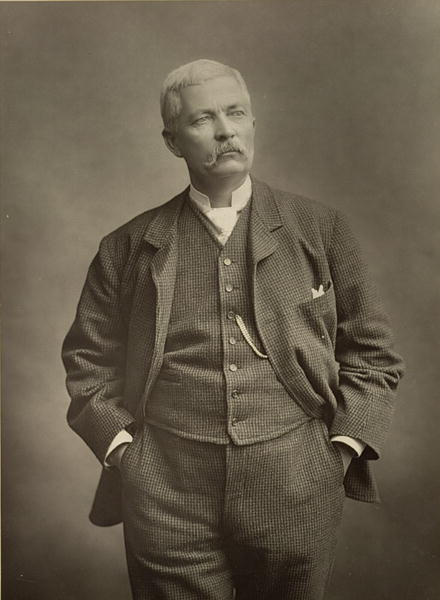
[312,284,325,299]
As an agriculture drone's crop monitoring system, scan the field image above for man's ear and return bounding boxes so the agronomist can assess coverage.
[162,129,182,157]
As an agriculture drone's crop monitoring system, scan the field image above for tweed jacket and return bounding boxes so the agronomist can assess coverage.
[62,177,404,526]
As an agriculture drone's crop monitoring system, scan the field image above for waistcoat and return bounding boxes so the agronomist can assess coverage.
[145,197,308,444]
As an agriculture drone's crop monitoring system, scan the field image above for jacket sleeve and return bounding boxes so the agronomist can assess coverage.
[327,210,405,459]
[62,237,135,464]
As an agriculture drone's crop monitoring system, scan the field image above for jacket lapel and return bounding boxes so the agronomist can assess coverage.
[249,178,312,317]
[138,190,187,416]
[248,178,282,264]
[248,178,287,326]
[248,180,332,417]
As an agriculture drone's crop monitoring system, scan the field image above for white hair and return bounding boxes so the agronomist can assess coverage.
[160,59,251,134]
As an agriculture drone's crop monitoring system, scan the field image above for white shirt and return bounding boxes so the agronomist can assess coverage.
[188,175,252,245]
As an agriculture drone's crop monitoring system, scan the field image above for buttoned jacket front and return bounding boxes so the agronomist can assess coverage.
[62,178,404,526]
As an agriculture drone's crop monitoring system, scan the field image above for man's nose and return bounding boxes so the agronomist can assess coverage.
[214,114,236,140]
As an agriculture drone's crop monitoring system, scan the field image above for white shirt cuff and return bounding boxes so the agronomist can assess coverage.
[330,435,366,457]
[104,429,133,467]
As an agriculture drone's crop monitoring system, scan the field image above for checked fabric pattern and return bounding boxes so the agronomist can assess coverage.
[146,197,310,446]
[62,177,404,526]
[120,419,345,600]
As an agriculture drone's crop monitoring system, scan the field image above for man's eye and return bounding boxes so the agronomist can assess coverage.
[230,110,245,117]
[193,116,210,125]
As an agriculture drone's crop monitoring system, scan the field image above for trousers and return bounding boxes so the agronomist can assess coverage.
[120,417,345,600]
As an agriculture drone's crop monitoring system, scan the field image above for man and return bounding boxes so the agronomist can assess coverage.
[62,59,404,599]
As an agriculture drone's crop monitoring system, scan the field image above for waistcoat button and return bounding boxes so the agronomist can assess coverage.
[223,257,232,266]
[225,284,234,292]
[229,363,238,372]
[227,311,235,320]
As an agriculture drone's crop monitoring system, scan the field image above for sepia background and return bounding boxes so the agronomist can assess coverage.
[2,1,439,598]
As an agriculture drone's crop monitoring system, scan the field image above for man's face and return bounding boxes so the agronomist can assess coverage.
[165,76,255,187]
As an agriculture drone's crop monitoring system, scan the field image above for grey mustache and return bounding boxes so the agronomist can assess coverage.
[204,142,247,167]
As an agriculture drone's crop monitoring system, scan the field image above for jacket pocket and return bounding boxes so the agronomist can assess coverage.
[299,281,335,316]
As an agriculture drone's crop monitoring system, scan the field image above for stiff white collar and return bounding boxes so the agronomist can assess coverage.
[189,175,252,215]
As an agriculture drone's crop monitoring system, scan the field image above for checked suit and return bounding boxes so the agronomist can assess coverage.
[62,177,404,598]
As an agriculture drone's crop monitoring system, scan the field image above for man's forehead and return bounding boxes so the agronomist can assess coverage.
[179,76,251,110]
